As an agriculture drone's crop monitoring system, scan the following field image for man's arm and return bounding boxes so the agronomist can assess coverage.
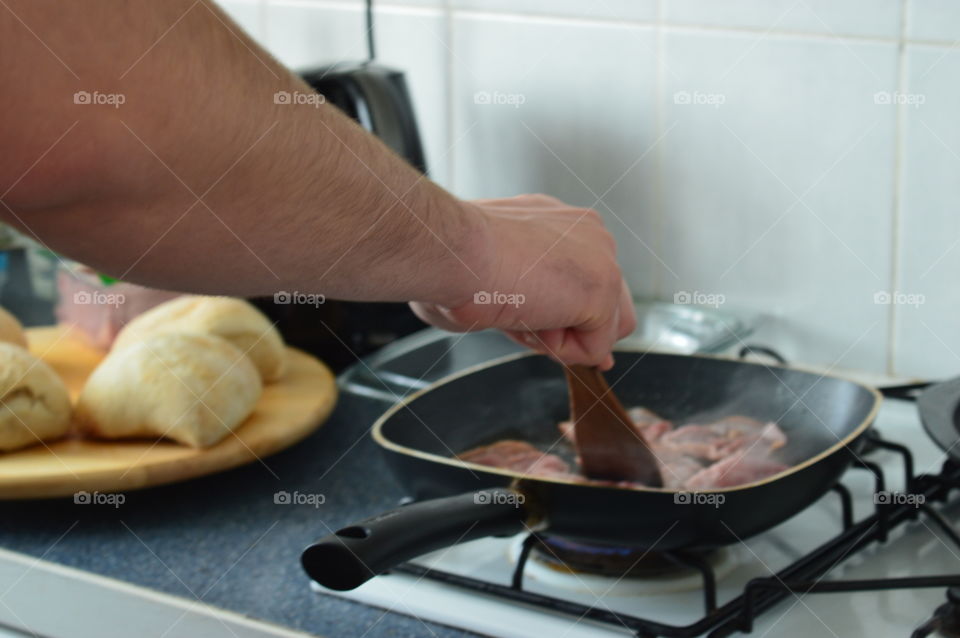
[0,0,634,367]
[1,0,483,304]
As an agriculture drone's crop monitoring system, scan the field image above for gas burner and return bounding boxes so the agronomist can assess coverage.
[507,535,740,595]
[532,536,716,577]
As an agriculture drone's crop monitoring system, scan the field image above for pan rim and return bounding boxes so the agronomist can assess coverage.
[371,349,883,494]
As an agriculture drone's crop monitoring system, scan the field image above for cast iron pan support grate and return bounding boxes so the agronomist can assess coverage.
[389,440,960,638]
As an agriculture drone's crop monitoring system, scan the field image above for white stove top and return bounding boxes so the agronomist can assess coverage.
[321,395,958,637]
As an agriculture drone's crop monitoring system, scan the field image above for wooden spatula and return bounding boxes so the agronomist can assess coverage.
[565,364,663,486]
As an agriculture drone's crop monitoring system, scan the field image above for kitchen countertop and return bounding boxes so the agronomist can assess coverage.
[0,392,475,638]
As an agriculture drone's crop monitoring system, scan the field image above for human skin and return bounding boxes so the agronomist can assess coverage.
[0,0,635,368]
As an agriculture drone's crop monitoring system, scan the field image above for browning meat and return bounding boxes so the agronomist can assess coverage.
[684,450,788,490]
[558,408,672,447]
[457,409,789,490]
[658,416,786,461]
[458,440,575,479]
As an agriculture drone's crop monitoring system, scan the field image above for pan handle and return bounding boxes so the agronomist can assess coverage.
[302,487,532,591]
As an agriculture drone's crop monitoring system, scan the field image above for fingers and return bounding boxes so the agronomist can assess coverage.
[409,302,474,333]
[503,329,538,350]
[421,193,634,371]
[509,320,620,370]
[470,193,568,209]
[617,279,637,340]
[534,281,632,369]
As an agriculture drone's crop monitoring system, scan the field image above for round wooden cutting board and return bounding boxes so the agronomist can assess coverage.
[0,327,338,499]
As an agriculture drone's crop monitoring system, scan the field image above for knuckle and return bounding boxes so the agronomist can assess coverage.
[602,260,623,290]
[601,229,617,253]
[439,304,475,329]
[581,207,602,222]
[622,309,638,337]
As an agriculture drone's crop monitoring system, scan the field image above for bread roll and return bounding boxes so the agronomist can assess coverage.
[113,296,285,382]
[0,343,71,452]
[0,307,27,349]
[76,333,262,447]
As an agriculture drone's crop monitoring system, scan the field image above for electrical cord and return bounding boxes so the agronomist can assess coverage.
[366,0,375,61]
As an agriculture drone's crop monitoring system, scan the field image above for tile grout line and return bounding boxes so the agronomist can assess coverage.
[254,1,960,49]
[886,0,910,376]
[652,0,666,300]
[443,0,455,191]
[443,7,925,46]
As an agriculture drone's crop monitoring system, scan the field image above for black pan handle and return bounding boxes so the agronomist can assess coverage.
[302,487,532,591]
[877,381,932,402]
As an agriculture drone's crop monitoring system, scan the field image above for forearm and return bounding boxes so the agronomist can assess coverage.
[0,0,488,305]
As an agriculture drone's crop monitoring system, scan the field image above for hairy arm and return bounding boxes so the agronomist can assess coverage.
[0,0,635,368]
[0,0,486,305]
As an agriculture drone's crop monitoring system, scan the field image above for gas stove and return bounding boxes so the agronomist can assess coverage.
[326,329,960,637]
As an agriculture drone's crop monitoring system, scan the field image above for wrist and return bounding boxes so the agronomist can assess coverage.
[429,196,496,308]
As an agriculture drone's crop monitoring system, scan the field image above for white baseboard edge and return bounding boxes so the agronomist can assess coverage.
[0,546,318,638]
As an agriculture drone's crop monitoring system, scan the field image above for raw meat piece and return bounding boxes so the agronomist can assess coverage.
[659,416,786,462]
[457,408,789,491]
[558,410,697,489]
[650,447,705,490]
[627,407,674,443]
[684,450,788,490]
[458,440,574,479]
[557,408,673,447]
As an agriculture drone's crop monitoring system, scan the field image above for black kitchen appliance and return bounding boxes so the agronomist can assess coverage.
[252,0,428,371]
[300,62,427,173]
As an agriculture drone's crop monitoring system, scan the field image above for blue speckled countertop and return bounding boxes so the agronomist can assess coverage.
[0,393,478,638]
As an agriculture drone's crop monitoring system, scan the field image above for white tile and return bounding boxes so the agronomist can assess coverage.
[376,8,452,187]
[664,0,902,39]
[893,45,960,378]
[215,0,266,43]
[379,0,445,6]
[906,0,960,42]
[263,3,450,185]
[659,31,899,371]
[448,15,661,298]
[264,1,368,69]
[451,0,657,22]
[295,0,444,7]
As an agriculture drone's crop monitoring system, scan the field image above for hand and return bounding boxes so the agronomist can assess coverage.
[410,194,636,370]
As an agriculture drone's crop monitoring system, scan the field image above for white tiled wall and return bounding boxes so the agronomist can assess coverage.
[217,0,960,377]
